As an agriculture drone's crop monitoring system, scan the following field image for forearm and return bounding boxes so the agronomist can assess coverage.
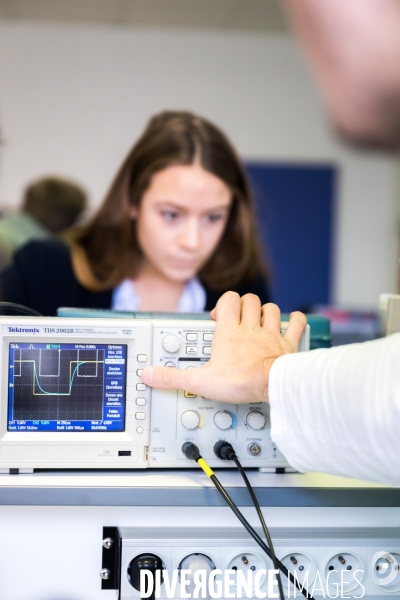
[269,334,400,484]
[283,0,400,149]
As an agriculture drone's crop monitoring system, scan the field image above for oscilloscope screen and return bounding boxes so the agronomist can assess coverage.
[7,343,127,432]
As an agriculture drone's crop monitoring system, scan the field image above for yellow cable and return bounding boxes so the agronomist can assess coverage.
[197,457,215,478]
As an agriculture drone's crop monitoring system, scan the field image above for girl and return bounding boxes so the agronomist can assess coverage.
[1,111,270,315]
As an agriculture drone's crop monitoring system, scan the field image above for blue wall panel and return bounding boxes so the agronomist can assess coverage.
[245,162,336,313]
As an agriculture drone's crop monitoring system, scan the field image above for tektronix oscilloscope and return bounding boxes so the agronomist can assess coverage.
[0,316,310,473]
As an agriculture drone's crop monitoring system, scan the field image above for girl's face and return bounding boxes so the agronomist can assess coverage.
[132,164,232,283]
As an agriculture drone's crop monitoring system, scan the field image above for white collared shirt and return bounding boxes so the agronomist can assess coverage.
[111,277,206,313]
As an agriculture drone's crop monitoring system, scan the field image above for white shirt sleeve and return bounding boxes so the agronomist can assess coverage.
[269,333,400,484]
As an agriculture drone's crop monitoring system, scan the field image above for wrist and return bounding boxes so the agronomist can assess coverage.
[260,356,278,403]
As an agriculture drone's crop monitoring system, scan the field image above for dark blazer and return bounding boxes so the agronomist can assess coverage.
[0,239,271,316]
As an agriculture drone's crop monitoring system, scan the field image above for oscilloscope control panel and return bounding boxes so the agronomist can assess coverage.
[0,316,310,472]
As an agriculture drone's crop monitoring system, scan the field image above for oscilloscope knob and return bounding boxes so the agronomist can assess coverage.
[180,410,200,430]
[246,411,266,430]
[213,410,233,430]
[162,334,181,353]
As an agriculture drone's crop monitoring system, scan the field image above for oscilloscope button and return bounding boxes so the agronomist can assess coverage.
[162,334,181,353]
[135,412,146,420]
[246,411,266,430]
[136,426,144,434]
[186,333,198,341]
[136,398,146,406]
[186,346,197,355]
[202,346,211,355]
[203,333,214,341]
[180,410,200,430]
[137,354,148,362]
[136,383,147,391]
[136,369,143,376]
[214,410,233,430]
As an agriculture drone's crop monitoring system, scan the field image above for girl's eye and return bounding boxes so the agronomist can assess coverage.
[162,211,180,221]
[206,213,224,223]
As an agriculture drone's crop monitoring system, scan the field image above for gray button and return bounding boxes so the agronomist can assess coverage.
[186,333,198,341]
[162,334,180,353]
[135,412,146,420]
[137,354,147,362]
[186,346,198,355]
[203,346,211,355]
[136,383,147,391]
[136,398,146,406]
[203,333,214,341]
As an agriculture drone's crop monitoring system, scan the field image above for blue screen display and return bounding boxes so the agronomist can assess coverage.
[7,343,127,432]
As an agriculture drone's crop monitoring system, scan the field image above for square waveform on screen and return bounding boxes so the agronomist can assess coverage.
[7,343,127,432]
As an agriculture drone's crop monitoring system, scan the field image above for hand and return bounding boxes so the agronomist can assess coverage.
[141,292,306,403]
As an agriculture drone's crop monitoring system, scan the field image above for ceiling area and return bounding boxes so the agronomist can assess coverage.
[0,0,289,33]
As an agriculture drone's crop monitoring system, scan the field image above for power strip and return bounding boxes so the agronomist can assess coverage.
[101,526,400,599]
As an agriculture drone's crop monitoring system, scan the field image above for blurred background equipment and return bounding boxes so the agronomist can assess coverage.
[312,305,380,346]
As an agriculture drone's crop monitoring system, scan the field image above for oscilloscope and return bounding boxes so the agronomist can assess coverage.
[0,316,310,473]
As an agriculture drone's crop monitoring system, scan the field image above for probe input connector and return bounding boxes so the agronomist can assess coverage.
[181,442,201,461]
[213,440,236,461]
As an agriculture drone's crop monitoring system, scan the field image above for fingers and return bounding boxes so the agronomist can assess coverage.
[213,291,241,327]
[240,294,262,327]
[284,311,307,350]
[142,365,207,398]
[261,303,281,334]
[211,293,262,326]
[141,366,188,390]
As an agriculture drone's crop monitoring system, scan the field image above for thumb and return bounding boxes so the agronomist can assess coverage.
[141,365,189,390]
[284,311,307,350]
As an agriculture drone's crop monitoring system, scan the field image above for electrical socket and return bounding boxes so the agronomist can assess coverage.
[225,550,271,594]
[172,548,220,599]
[120,546,171,599]
[371,550,400,593]
[322,549,365,594]
[279,550,316,590]
[177,553,216,598]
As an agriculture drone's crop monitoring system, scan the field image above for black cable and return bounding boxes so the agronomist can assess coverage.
[213,440,284,600]
[234,457,285,600]
[181,443,314,599]
[0,302,43,317]
[210,472,313,599]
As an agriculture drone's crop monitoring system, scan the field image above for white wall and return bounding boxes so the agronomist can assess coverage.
[0,21,397,308]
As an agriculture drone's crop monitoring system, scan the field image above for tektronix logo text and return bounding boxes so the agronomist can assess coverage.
[8,327,39,333]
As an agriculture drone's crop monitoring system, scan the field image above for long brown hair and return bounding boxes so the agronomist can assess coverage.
[67,111,268,291]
